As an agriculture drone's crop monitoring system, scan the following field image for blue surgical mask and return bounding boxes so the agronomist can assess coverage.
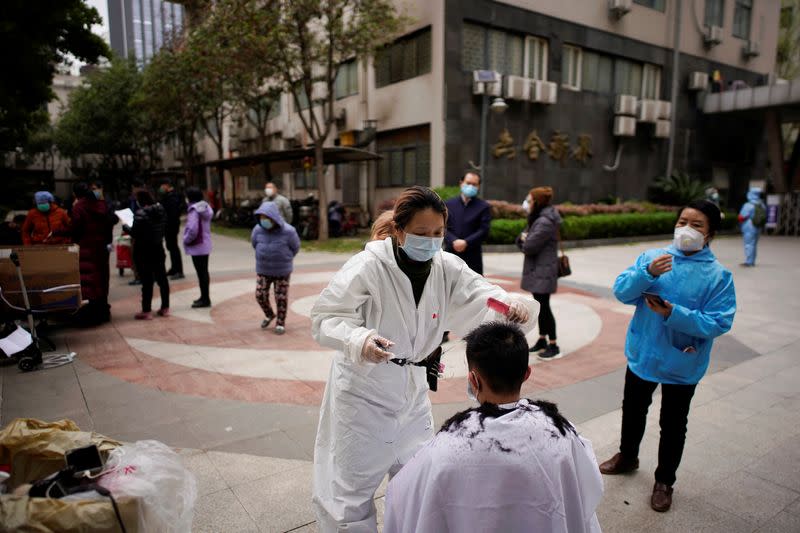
[37,203,50,212]
[259,219,274,230]
[92,190,102,200]
[461,184,479,198]
[467,379,478,403]
[400,233,443,262]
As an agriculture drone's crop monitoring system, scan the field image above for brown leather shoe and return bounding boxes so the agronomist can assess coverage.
[599,453,639,475]
[651,482,673,512]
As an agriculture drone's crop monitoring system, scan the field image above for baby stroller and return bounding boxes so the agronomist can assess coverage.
[0,251,75,371]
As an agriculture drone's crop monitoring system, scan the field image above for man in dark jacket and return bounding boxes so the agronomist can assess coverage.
[444,172,491,275]
[158,178,184,279]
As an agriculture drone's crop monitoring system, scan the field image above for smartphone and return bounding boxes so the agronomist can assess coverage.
[65,444,104,475]
[641,291,666,306]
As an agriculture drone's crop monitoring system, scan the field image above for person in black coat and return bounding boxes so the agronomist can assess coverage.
[123,190,170,320]
[517,186,562,360]
[444,172,491,274]
[158,178,184,279]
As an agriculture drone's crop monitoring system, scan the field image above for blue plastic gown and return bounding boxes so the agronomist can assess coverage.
[613,245,736,385]
[739,188,765,266]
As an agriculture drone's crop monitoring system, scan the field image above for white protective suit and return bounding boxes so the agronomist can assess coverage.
[310,238,539,532]
[383,399,604,533]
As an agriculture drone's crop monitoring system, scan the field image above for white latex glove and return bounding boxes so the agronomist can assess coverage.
[506,301,530,324]
[361,334,394,363]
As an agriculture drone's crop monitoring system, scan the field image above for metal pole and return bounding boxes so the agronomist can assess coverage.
[479,93,489,184]
[666,0,682,179]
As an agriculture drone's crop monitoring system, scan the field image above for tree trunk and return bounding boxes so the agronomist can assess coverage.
[315,141,329,241]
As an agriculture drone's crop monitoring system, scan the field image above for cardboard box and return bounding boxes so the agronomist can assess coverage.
[0,245,82,313]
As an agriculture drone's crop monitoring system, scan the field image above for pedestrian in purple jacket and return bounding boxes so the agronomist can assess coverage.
[252,202,300,334]
[183,187,213,308]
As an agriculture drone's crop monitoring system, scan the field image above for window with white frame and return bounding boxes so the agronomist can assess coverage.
[733,0,752,39]
[581,50,613,93]
[705,0,725,27]
[525,36,548,80]
[462,22,525,76]
[642,63,661,99]
[561,45,581,89]
[335,59,359,99]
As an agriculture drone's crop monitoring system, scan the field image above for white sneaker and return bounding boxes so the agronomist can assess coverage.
[275,325,286,335]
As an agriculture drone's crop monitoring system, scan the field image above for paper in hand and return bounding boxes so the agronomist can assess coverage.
[115,208,134,227]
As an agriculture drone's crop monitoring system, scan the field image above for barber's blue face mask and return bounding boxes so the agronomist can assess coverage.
[259,218,274,230]
[400,233,443,262]
[461,184,479,198]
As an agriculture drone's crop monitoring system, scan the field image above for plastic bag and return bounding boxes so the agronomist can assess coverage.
[98,440,197,533]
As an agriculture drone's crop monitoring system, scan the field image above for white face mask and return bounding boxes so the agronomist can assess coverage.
[400,233,443,262]
[265,187,275,197]
[673,226,706,252]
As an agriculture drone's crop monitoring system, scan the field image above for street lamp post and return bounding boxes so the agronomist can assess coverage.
[478,81,507,185]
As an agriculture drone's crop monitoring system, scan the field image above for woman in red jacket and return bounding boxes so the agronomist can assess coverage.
[21,191,71,245]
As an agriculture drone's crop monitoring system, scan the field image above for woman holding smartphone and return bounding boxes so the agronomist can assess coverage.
[599,200,736,513]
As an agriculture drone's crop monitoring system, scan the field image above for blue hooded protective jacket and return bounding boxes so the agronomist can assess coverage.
[739,187,765,265]
[613,245,736,385]
[251,202,300,277]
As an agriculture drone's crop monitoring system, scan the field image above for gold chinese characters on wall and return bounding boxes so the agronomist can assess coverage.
[492,129,593,167]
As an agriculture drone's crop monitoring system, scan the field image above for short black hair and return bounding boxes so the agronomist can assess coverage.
[186,186,203,203]
[464,322,530,394]
[91,180,104,189]
[158,177,173,187]
[682,199,722,237]
[461,171,481,183]
[392,186,448,230]
[136,190,155,206]
[73,181,90,199]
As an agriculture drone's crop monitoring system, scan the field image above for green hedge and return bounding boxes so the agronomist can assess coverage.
[486,211,735,244]
[433,186,460,200]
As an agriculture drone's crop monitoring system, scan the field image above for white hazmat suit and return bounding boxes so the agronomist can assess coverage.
[310,238,538,532]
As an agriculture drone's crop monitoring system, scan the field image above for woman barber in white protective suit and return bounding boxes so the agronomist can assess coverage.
[311,186,539,532]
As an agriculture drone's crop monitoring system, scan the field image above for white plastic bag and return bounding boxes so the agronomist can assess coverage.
[0,326,32,357]
[98,440,197,533]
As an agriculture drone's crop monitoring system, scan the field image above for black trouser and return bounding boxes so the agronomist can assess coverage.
[165,227,183,275]
[533,293,556,339]
[191,254,210,302]
[619,367,697,486]
[139,252,170,312]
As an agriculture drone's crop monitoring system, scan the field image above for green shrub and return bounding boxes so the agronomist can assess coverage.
[488,219,527,244]
[433,186,460,200]
[487,212,684,244]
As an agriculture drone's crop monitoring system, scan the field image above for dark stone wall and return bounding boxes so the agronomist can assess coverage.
[444,0,766,206]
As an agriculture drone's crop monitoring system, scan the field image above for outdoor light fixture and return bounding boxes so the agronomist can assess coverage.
[490,97,509,114]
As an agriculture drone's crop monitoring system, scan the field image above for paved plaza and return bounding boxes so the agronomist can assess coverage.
[1,232,799,532]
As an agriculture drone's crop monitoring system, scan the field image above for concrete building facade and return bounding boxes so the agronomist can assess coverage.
[215,0,782,214]
[107,0,184,66]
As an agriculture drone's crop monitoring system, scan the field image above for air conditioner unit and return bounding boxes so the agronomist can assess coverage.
[637,99,659,123]
[531,80,558,104]
[281,124,297,141]
[743,40,760,58]
[613,116,636,137]
[473,70,502,96]
[609,0,632,18]
[704,25,723,46]
[504,75,531,100]
[688,71,709,91]
[657,101,671,120]
[655,119,671,138]
[615,94,638,116]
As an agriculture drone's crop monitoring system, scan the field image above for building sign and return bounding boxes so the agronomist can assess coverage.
[547,131,570,167]
[571,134,593,166]
[523,131,546,160]
[492,129,594,168]
[766,194,781,229]
[492,129,517,159]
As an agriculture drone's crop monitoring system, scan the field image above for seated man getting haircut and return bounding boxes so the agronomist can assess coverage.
[384,322,604,533]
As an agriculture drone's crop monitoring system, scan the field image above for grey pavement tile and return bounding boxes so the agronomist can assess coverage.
[192,488,259,533]
[231,462,316,533]
[595,473,658,532]
[81,380,166,412]
[711,335,761,367]
[640,497,757,533]
[703,470,800,527]
[547,379,623,424]
[206,450,308,487]
[89,396,184,435]
[179,449,229,497]
[755,511,800,533]
[100,419,202,450]
[719,384,788,414]
[701,372,756,394]
[785,497,800,516]
[689,398,760,427]
[1,393,89,425]
[726,351,799,383]
[679,439,760,488]
[430,401,472,428]
[282,422,318,459]
[744,438,800,493]
[210,430,312,461]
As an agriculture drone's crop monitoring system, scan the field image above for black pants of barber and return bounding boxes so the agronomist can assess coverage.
[619,367,697,486]
[165,227,183,276]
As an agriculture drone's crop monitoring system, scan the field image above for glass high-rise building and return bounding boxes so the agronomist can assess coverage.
[107,0,184,65]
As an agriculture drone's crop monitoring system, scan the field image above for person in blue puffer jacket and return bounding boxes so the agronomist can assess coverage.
[252,201,300,334]
[598,199,736,514]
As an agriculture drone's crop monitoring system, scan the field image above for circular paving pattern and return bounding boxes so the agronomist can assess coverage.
[71,271,632,405]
